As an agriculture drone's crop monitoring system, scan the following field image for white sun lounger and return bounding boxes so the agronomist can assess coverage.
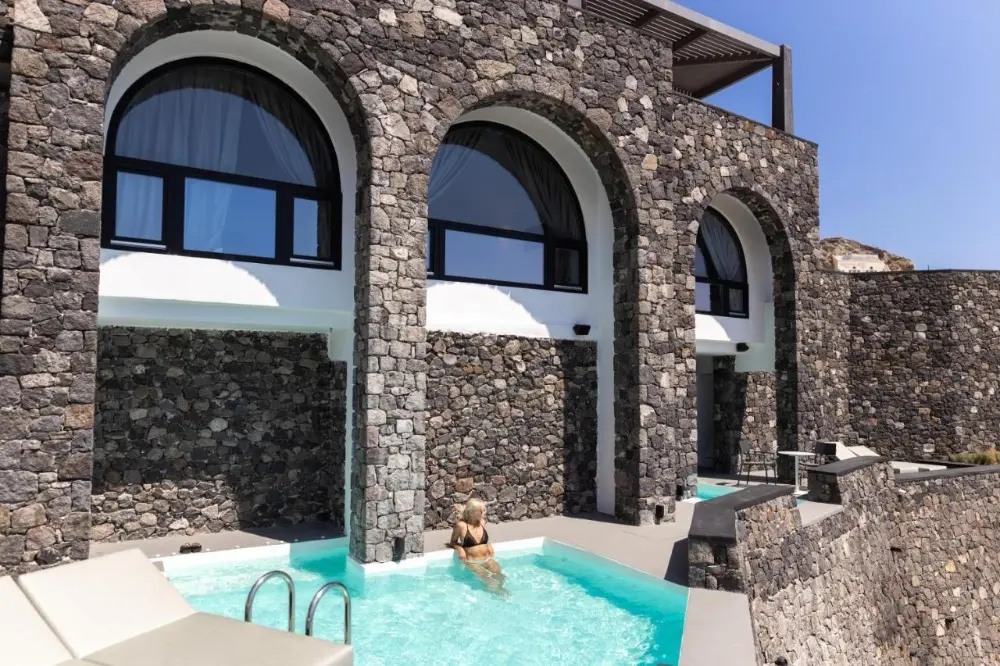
[14,549,353,666]
[0,575,96,666]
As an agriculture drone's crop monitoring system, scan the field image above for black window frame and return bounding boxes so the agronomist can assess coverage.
[102,57,342,270]
[695,206,750,318]
[426,121,588,294]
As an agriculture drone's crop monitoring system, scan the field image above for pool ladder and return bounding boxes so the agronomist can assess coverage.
[243,570,352,644]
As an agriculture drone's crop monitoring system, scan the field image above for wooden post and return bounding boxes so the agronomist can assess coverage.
[771,44,794,133]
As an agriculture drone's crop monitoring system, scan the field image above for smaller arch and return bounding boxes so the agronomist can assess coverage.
[102,57,342,268]
[426,121,587,292]
[696,206,750,318]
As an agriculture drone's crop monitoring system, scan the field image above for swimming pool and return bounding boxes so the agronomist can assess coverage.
[695,482,740,500]
[163,540,688,665]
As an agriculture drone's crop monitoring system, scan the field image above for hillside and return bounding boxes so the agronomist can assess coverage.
[817,237,914,272]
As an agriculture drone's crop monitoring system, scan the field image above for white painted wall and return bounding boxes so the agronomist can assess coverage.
[695,193,775,372]
[426,107,617,516]
[98,31,357,334]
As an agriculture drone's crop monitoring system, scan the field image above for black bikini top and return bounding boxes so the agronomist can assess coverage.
[462,524,489,548]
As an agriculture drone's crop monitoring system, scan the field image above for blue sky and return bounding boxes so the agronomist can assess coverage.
[685,0,1000,270]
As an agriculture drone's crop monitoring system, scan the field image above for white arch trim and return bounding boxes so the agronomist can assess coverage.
[98,30,357,334]
[695,193,776,372]
[426,106,617,515]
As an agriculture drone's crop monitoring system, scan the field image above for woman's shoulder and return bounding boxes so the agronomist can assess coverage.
[455,520,468,529]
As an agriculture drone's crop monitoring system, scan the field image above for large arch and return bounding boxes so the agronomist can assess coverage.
[98,5,378,557]
[687,184,802,486]
[426,90,654,525]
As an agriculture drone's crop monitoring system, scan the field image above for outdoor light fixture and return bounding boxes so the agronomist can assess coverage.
[736,342,750,352]
[573,323,591,336]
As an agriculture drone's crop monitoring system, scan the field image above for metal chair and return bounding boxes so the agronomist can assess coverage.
[798,440,839,487]
[736,439,777,485]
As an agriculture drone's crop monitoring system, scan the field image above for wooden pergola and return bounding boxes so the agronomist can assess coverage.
[567,0,794,133]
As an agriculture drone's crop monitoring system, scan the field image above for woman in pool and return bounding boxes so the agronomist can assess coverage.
[448,498,508,595]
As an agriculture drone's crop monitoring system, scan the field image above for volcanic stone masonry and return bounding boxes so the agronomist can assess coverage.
[91,328,345,542]
[424,333,597,530]
[846,270,1000,460]
[712,356,777,473]
[0,0,826,567]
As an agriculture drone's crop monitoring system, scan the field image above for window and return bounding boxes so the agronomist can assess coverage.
[695,208,749,318]
[103,59,341,268]
[426,122,586,292]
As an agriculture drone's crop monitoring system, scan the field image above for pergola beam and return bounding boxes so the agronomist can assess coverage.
[631,8,659,28]
[670,28,708,54]
[673,53,772,67]
[771,44,794,133]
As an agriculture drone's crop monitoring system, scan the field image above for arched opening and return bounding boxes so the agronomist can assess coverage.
[693,191,792,478]
[423,103,620,521]
[427,122,587,292]
[99,29,361,332]
[103,58,341,268]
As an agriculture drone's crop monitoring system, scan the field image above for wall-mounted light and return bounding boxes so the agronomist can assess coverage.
[573,324,591,336]
[736,342,750,353]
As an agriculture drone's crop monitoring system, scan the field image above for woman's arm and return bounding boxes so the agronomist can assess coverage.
[448,522,468,560]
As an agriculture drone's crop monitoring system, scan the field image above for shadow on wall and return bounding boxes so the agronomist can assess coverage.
[91,328,346,542]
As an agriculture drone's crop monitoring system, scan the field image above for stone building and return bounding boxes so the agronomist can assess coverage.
[0,0,995,574]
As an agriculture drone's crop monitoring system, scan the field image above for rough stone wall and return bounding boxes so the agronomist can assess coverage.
[92,329,345,542]
[690,460,1000,665]
[424,333,597,530]
[741,464,909,664]
[848,271,1000,459]
[1,0,822,562]
[0,0,103,574]
[891,471,1000,663]
[712,356,776,472]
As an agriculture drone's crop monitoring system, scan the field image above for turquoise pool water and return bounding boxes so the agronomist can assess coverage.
[166,543,688,666]
[696,482,806,506]
[696,482,740,500]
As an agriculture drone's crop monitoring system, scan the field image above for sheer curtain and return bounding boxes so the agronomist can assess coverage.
[116,66,246,252]
[428,126,485,211]
[246,78,332,255]
[496,131,582,242]
[700,211,745,281]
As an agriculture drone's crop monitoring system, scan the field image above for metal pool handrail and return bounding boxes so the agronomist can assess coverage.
[244,570,296,632]
[305,581,351,644]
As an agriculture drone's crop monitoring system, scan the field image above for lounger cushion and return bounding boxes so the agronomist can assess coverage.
[15,549,196,658]
[0,575,87,666]
[85,612,354,666]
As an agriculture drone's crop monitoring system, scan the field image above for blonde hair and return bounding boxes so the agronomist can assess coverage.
[461,497,485,524]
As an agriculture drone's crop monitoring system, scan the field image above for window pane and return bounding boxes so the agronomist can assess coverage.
[728,287,747,315]
[115,172,163,241]
[116,64,332,187]
[696,282,712,312]
[183,178,276,258]
[444,231,543,285]
[293,198,332,259]
[553,247,582,288]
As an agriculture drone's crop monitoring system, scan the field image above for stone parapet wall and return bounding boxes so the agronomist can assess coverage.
[892,468,1000,662]
[847,271,1000,459]
[92,328,345,542]
[689,458,1000,665]
[424,333,597,530]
